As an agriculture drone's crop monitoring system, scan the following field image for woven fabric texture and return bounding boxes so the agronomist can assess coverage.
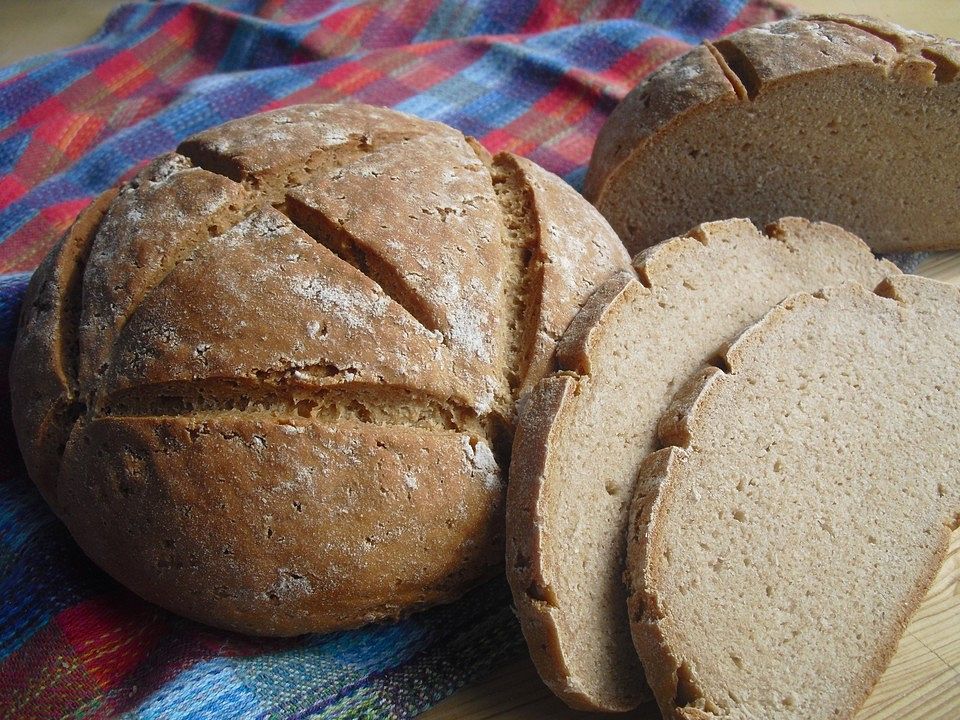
[0,1,790,718]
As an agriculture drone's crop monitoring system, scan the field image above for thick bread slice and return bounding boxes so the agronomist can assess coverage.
[627,275,960,720]
[586,15,960,254]
[506,217,896,711]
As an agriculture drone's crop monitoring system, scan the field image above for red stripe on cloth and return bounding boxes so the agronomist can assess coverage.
[0,620,108,720]
[137,5,211,82]
[11,96,70,138]
[724,0,794,32]
[521,0,649,33]
[521,2,578,33]
[256,0,294,21]
[391,54,455,92]
[282,36,485,107]
[2,211,64,273]
[313,58,382,95]
[32,113,108,163]
[391,45,471,91]
[475,36,662,165]
[366,0,444,46]
[92,51,157,100]
[601,36,692,95]
[325,2,378,38]
[9,141,68,206]
[56,595,168,690]
[39,198,92,235]
[0,7,206,196]
[477,126,519,155]
[478,93,596,162]
[0,175,27,208]
[3,8,197,141]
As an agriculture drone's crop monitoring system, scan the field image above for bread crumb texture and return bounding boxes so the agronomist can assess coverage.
[505,217,894,711]
[628,275,960,719]
[587,14,960,254]
[9,103,631,635]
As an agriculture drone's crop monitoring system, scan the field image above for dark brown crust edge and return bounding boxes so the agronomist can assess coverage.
[9,189,117,512]
[584,44,735,204]
[505,374,590,707]
[506,270,649,712]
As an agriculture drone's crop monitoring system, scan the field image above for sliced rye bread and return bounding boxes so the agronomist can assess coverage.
[626,274,960,720]
[585,14,960,254]
[506,217,897,711]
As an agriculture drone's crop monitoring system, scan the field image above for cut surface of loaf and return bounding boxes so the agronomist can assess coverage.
[586,14,960,254]
[627,275,960,719]
[506,217,896,711]
[10,103,631,636]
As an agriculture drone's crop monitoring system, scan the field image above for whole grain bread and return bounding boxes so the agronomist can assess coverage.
[506,217,896,711]
[10,103,631,636]
[585,14,960,254]
[627,275,960,720]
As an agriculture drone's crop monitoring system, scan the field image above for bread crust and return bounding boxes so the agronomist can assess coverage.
[505,374,600,709]
[625,446,692,719]
[509,156,632,395]
[9,188,116,512]
[628,277,960,719]
[555,269,639,375]
[10,104,631,635]
[584,44,736,203]
[60,413,505,635]
[588,15,960,253]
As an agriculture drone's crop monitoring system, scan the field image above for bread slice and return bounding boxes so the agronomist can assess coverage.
[506,217,896,711]
[585,15,960,254]
[627,275,960,720]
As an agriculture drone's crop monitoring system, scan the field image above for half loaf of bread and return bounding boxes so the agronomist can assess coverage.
[627,275,960,719]
[10,103,632,635]
[506,217,896,710]
[586,15,960,254]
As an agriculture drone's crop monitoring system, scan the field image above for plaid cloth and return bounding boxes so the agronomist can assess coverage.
[0,1,792,718]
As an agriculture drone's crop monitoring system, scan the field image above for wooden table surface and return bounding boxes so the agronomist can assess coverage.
[1,2,958,719]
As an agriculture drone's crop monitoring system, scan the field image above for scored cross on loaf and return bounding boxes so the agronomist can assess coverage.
[10,103,631,635]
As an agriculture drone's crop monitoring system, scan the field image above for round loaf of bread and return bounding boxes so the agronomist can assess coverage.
[585,14,960,254]
[10,103,631,635]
